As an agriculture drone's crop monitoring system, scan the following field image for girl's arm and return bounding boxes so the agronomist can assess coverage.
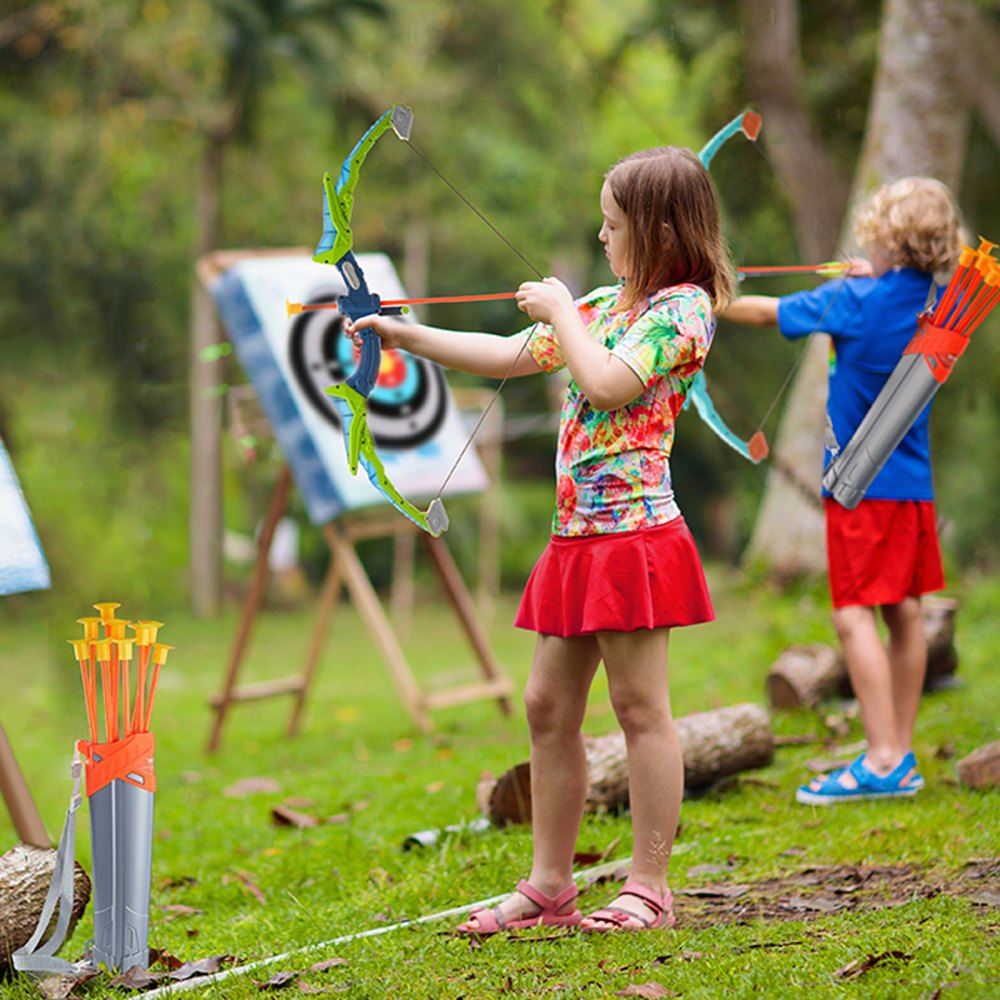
[717,295,780,326]
[345,315,542,380]
[515,279,644,411]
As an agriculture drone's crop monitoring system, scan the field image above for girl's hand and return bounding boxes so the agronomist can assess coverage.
[515,277,575,325]
[343,313,407,350]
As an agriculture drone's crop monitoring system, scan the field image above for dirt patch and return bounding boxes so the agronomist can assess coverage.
[661,859,1000,929]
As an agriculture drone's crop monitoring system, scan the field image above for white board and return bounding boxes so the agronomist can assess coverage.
[0,437,51,595]
[210,253,487,526]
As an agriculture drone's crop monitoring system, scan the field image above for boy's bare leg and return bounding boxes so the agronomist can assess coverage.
[831,604,904,779]
[461,634,600,928]
[585,627,677,924]
[880,597,927,751]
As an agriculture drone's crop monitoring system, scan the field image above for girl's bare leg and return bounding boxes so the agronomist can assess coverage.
[459,633,600,929]
[583,627,677,926]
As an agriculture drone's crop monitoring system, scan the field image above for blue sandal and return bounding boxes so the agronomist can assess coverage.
[796,751,923,805]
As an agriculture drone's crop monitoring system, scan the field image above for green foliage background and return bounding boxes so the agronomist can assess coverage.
[1,0,999,612]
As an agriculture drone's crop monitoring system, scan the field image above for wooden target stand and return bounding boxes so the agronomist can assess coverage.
[206,465,514,752]
[0,722,49,847]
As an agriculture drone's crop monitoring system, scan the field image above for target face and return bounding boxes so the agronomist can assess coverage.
[288,294,448,450]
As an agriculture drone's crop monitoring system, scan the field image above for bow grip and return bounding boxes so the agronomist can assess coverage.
[348,328,382,398]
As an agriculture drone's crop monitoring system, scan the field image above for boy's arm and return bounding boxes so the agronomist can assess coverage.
[718,295,780,327]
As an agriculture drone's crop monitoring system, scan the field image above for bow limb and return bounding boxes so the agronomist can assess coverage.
[312,104,448,535]
[698,109,761,168]
[314,103,413,270]
[685,373,768,463]
[689,109,768,463]
[324,383,449,536]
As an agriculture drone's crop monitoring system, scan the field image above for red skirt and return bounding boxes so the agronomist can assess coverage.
[515,517,714,637]
[825,498,945,608]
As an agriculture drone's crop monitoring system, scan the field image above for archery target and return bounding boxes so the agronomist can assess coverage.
[288,292,449,450]
[210,253,486,526]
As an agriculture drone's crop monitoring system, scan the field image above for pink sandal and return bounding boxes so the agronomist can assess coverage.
[581,880,675,933]
[455,879,582,936]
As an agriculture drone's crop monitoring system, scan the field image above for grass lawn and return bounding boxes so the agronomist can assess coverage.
[0,566,997,998]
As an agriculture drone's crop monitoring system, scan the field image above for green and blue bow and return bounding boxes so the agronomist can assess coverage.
[313,103,448,536]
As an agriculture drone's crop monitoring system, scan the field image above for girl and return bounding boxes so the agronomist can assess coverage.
[346,146,733,933]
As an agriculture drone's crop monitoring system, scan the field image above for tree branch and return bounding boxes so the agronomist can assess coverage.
[739,0,850,261]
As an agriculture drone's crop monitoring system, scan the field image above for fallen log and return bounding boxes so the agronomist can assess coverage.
[766,644,844,712]
[956,740,1000,790]
[921,596,960,688]
[0,844,91,977]
[484,702,773,826]
[766,596,959,710]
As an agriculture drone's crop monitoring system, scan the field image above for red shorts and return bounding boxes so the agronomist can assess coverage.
[515,517,715,637]
[824,498,945,608]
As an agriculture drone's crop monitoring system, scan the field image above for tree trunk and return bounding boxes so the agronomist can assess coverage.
[739,0,848,263]
[854,0,971,189]
[484,703,774,826]
[189,127,228,619]
[739,0,847,576]
[959,0,1000,147]
[766,596,960,709]
[0,846,91,977]
[741,0,972,578]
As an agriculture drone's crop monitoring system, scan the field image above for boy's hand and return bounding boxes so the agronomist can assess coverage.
[515,277,575,325]
[843,257,873,277]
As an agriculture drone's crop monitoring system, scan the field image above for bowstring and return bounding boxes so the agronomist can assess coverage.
[744,140,856,439]
[401,139,548,502]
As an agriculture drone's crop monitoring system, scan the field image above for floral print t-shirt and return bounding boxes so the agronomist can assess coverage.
[526,283,714,537]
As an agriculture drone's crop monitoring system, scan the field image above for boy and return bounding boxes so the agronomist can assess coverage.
[721,177,963,804]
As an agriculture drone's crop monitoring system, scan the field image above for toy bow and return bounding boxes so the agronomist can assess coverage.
[684,110,769,464]
[313,103,448,536]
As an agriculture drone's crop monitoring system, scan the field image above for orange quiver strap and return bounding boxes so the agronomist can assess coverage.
[78,731,156,797]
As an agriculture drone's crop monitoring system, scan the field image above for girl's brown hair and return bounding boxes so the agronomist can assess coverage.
[606,146,735,311]
[854,177,963,273]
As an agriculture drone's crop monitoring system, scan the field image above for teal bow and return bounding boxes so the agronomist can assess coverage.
[685,110,769,464]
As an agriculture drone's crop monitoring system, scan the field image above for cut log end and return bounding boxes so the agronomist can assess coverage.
[487,761,532,827]
[767,597,960,711]
[767,674,811,711]
[0,845,91,977]
[767,644,845,711]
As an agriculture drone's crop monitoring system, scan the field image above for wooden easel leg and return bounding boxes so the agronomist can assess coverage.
[390,531,415,639]
[286,546,344,737]
[0,722,49,848]
[206,464,293,753]
[322,523,433,733]
[421,535,513,716]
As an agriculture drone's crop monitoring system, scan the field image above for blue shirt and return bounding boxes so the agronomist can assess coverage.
[777,268,938,500]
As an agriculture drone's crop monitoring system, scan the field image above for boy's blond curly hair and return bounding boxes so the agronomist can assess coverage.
[854,177,963,274]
